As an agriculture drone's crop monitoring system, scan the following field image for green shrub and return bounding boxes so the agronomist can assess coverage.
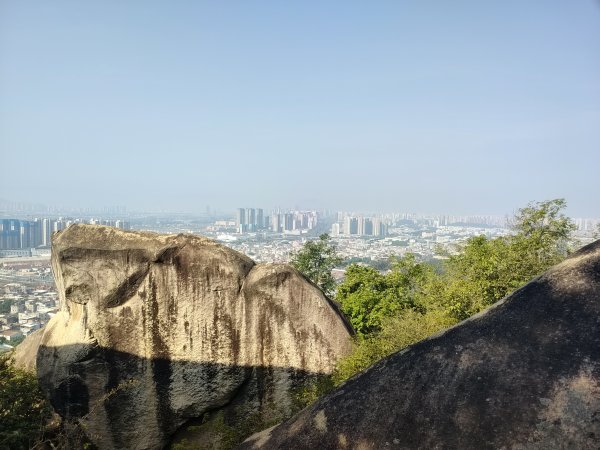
[0,354,51,450]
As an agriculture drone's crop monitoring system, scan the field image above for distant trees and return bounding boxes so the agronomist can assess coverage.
[0,300,12,314]
[333,199,577,382]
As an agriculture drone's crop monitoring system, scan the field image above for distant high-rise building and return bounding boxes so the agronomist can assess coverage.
[271,214,281,233]
[343,217,358,235]
[29,219,42,247]
[372,218,382,236]
[284,213,294,231]
[42,218,51,246]
[331,223,340,236]
[364,218,373,236]
[357,217,365,236]
[256,209,264,230]
[236,208,246,227]
[343,217,351,235]
[246,208,256,231]
[1,220,20,249]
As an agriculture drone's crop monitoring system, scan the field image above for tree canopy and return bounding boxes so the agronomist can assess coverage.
[289,234,343,298]
[0,354,50,449]
[336,254,435,337]
[442,198,576,319]
[333,198,577,382]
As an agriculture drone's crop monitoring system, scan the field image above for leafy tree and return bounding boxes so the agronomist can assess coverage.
[442,199,576,320]
[290,234,343,297]
[336,265,390,336]
[0,354,50,450]
[333,199,577,382]
[510,198,576,269]
[441,235,513,319]
[337,254,436,336]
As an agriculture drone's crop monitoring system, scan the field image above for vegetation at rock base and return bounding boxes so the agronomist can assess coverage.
[290,233,342,297]
[332,309,457,385]
[324,199,577,383]
[0,354,50,450]
[170,408,286,450]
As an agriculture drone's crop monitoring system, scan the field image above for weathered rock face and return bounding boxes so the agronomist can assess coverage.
[241,240,600,449]
[35,224,352,449]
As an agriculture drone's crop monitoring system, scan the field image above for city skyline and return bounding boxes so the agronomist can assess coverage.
[2,197,600,223]
[1,2,599,216]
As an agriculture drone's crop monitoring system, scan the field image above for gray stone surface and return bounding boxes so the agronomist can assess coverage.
[33,224,352,449]
[241,240,600,450]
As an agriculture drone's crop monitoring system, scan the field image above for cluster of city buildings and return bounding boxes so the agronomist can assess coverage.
[573,218,600,232]
[0,259,58,351]
[235,208,267,232]
[331,214,389,237]
[234,208,318,234]
[270,210,318,234]
[0,218,131,251]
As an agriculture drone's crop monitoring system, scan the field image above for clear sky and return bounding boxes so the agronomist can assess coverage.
[1,1,599,216]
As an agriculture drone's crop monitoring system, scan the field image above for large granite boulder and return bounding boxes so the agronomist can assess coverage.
[34,225,352,449]
[241,240,600,449]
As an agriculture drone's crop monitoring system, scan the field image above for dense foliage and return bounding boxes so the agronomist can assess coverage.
[336,254,436,336]
[441,199,576,320]
[333,199,577,382]
[0,354,50,450]
[290,234,342,297]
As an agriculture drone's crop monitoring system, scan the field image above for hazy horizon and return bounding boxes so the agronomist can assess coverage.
[1,2,599,216]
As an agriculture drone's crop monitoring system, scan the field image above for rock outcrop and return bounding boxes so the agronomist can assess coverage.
[241,240,600,449]
[33,225,352,449]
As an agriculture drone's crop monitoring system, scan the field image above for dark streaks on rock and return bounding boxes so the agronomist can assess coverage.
[27,224,351,450]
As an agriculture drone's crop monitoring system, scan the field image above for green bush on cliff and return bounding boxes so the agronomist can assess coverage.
[440,198,575,320]
[0,354,50,450]
[333,308,458,383]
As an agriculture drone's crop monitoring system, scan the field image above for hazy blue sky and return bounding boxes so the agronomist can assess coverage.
[1,1,599,215]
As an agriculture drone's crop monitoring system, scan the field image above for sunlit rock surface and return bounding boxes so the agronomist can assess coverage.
[241,240,600,449]
[33,224,352,449]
